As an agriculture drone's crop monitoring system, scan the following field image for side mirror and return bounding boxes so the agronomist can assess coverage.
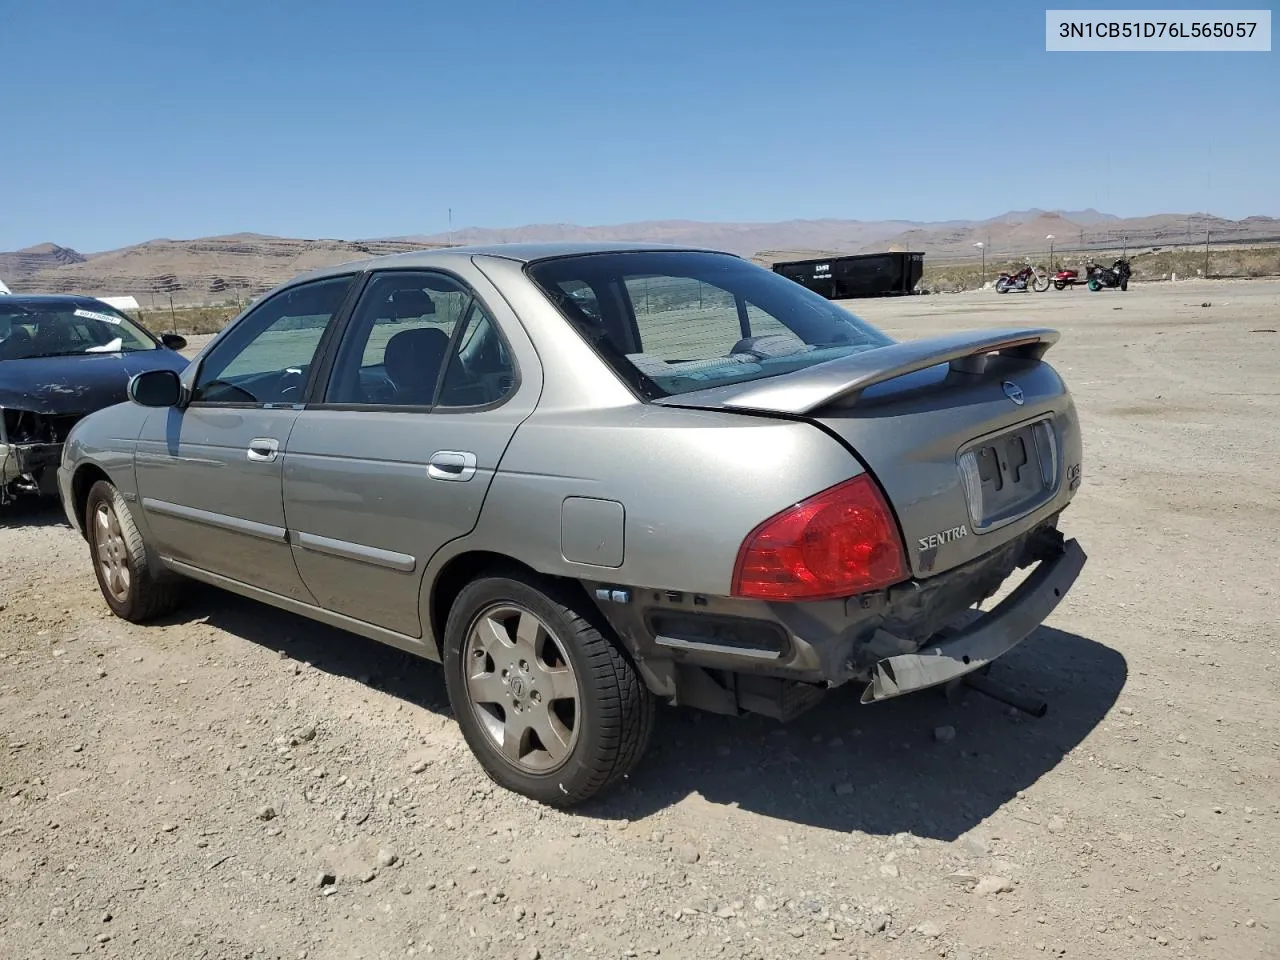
[161,333,188,351]
[128,369,183,407]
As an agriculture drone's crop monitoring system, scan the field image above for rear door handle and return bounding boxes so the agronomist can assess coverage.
[247,437,280,463]
[428,450,477,481]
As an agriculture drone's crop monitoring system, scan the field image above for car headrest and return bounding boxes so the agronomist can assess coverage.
[388,288,436,320]
[383,326,452,403]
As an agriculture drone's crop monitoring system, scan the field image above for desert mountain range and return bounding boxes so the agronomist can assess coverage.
[3,209,1277,306]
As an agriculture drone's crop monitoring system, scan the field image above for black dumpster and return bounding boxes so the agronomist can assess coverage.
[771,251,924,300]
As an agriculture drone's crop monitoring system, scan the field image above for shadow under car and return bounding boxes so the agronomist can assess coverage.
[160,584,1125,840]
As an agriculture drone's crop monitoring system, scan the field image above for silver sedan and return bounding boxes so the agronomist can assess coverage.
[58,242,1086,806]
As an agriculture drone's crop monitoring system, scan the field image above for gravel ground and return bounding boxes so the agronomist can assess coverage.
[2,278,1277,960]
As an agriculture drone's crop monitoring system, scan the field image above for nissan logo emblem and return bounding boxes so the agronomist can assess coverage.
[1002,381,1025,405]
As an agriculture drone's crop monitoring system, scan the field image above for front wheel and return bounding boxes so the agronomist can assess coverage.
[1032,273,1050,293]
[1120,278,1129,291]
[84,479,183,622]
[442,570,655,807]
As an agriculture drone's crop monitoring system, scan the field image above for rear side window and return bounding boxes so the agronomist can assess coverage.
[325,270,516,408]
[527,251,893,398]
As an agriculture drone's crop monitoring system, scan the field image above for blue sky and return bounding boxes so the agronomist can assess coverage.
[4,0,1276,251]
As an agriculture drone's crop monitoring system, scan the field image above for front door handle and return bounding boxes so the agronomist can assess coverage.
[247,437,280,463]
[428,450,477,482]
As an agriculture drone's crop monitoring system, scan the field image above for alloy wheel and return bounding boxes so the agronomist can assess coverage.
[93,501,131,603]
[462,603,582,773]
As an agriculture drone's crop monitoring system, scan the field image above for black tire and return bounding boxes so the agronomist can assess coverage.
[442,570,655,807]
[1120,278,1128,291]
[1054,280,1066,290]
[84,479,182,623]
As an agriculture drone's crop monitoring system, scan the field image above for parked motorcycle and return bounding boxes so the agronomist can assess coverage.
[1086,258,1131,291]
[995,259,1050,294]
[1052,267,1080,290]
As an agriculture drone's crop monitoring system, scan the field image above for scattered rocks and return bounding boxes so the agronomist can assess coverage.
[917,920,944,939]
[376,848,398,868]
[974,876,1014,897]
[316,872,336,888]
[947,871,979,889]
[256,805,277,821]
[879,863,900,879]
[1047,816,1066,834]
[677,845,700,864]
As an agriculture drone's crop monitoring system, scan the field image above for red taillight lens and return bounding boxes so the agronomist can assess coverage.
[731,474,907,601]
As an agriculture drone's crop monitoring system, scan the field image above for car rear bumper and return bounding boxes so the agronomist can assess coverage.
[588,518,1085,714]
[859,537,1087,702]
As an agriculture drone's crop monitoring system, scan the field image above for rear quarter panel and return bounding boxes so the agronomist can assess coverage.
[442,403,863,597]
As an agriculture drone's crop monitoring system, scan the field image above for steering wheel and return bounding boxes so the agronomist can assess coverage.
[198,379,257,403]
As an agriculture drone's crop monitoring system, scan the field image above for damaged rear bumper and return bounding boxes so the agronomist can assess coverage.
[860,537,1087,703]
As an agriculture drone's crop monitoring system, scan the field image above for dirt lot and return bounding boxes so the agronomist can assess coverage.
[2,278,1277,960]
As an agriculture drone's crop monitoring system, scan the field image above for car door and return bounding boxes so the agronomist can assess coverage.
[134,274,359,601]
[281,266,538,637]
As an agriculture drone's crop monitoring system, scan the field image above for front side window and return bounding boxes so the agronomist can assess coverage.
[527,251,894,398]
[191,275,354,405]
[325,270,515,408]
[0,300,157,361]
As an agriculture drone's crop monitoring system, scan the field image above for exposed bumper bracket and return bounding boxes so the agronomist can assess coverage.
[860,537,1087,703]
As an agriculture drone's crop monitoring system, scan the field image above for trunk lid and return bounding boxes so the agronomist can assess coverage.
[653,328,1083,580]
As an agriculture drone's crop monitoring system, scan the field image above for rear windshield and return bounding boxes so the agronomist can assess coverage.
[526,251,894,398]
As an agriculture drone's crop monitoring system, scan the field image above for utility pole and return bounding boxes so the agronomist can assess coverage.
[448,208,453,245]
[1203,228,1211,278]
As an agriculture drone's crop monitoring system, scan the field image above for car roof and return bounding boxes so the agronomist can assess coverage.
[0,293,116,308]
[285,241,737,285]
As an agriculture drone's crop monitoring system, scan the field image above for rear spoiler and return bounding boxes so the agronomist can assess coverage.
[653,327,1059,416]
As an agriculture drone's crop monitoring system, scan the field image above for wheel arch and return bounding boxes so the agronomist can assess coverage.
[70,462,113,538]
[426,549,608,654]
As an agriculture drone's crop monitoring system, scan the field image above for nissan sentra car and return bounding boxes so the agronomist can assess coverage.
[1,294,189,506]
[57,242,1086,806]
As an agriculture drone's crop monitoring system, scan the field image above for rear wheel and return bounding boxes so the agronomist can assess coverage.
[442,570,655,806]
[995,279,1010,294]
[84,480,182,623]
[1053,280,1066,290]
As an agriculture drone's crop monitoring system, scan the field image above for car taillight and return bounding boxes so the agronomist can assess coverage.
[731,474,907,602]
